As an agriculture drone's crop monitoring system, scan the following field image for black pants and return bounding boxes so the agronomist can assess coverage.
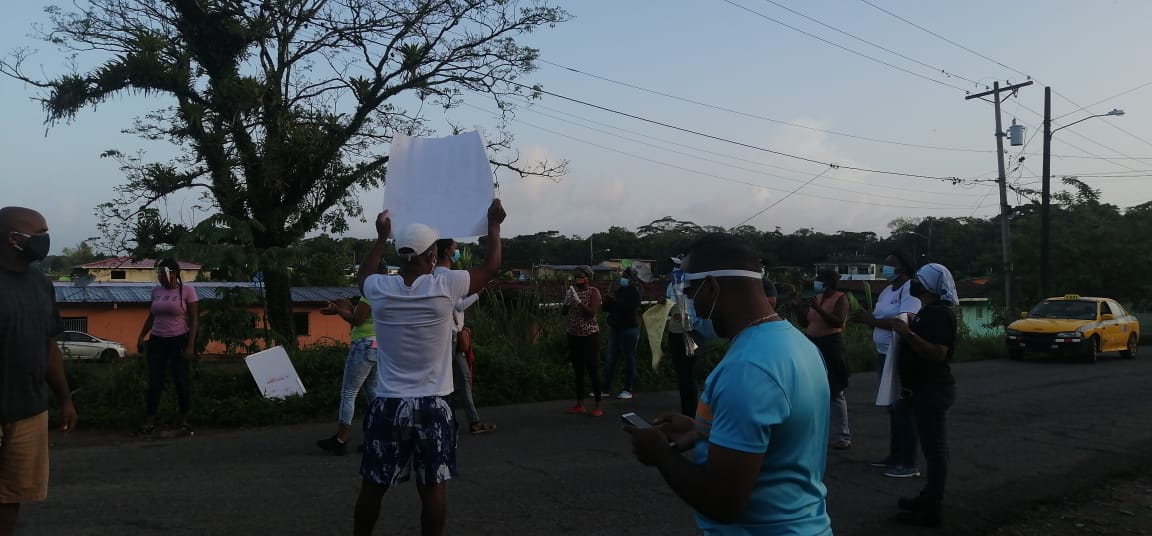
[146,334,192,417]
[668,332,696,417]
[908,385,956,505]
[809,333,848,395]
[568,333,601,403]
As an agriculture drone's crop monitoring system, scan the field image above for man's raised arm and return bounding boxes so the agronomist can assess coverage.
[358,211,391,295]
[466,199,506,296]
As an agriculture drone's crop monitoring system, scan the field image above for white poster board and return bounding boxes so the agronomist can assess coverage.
[875,313,907,407]
[382,131,496,238]
[245,346,307,399]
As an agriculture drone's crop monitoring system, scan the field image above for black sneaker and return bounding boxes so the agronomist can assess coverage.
[316,435,347,456]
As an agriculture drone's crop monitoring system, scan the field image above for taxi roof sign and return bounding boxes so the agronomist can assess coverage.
[1062,294,1082,300]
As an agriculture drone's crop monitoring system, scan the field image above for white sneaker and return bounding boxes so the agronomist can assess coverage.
[616,390,634,400]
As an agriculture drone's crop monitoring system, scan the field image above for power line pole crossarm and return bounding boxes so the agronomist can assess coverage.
[966,80,1033,319]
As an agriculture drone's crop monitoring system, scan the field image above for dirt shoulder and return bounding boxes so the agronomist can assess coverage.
[988,472,1152,536]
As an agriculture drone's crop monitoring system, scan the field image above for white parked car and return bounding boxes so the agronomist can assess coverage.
[57,331,128,360]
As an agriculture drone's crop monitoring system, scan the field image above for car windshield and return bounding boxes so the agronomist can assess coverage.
[1028,300,1098,320]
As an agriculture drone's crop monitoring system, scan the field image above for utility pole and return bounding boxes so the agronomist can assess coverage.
[966,80,1032,319]
[1041,86,1052,299]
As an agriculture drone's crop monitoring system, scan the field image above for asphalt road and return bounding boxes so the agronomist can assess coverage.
[16,350,1152,535]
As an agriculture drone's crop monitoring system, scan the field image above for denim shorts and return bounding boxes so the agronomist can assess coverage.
[360,396,458,487]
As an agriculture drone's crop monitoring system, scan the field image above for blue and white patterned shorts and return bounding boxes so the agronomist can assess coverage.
[360,396,459,487]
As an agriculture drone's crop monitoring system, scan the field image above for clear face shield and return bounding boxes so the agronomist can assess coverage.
[677,269,765,356]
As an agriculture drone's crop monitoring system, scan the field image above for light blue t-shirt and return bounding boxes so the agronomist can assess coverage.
[692,320,832,535]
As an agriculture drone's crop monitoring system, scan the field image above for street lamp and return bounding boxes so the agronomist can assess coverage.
[1041,83,1125,297]
[588,237,611,265]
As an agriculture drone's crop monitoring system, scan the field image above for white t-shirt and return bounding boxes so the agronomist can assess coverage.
[363,270,471,398]
[871,281,922,354]
[433,267,480,333]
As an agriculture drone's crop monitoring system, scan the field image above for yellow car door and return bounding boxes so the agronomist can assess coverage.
[1099,301,1123,351]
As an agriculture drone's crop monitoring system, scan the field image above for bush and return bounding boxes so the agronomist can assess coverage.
[61,294,1007,429]
[64,345,348,429]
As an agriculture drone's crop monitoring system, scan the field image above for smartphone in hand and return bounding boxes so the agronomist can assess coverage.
[620,412,651,429]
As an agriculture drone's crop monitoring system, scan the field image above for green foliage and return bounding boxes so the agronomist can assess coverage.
[195,287,270,354]
[64,346,349,429]
[3,0,570,350]
[63,287,1009,429]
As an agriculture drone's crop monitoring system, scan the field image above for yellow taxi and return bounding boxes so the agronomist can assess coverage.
[1005,295,1139,363]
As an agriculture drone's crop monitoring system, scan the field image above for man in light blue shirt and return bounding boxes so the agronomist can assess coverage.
[626,233,831,535]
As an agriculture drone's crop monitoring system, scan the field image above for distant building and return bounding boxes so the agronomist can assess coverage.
[75,257,205,283]
[814,260,885,281]
[54,281,356,355]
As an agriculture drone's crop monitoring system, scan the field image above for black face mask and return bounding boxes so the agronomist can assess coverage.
[12,232,50,262]
[909,280,927,298]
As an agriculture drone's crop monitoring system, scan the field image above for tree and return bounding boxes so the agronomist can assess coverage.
[54,241,105,273]
[2,0,569,346]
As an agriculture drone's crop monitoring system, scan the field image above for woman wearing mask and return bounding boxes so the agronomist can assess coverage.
[803,270,851,450]
[136,258,198,437]
[602,268,642,400]
[854,251,921,478]
[889,263,959,527]
[315,295,377,455]
[563,266,604,416]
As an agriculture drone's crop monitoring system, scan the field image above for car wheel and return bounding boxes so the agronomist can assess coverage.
[1008,349,1024,361]
[1120,334,1137,359]
[1084,336,1099,364]
[99,349,118,360]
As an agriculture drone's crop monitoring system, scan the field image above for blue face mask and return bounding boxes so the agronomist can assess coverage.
[882,265,898,281]
[681,268,767,344]
[813,281,826,293]
[618,278,630,287]
[450,250,461,263]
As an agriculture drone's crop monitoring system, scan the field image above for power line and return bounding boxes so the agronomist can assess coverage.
[757,0,981,86]
[718,0,971,92]
[1053,79,1152,121]
[857,0,1031,80]
[1011,112,1149,173]
[538,59,1152,163]
[539,59,989,153]
[735,168,833,227]
[466,103,977,210]
[854,1,1152,159]
[1049,87,1152,152]
[501,79,971,184]
[515,98,991,198]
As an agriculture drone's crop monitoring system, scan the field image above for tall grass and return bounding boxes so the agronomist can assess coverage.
[60,291,1007,429]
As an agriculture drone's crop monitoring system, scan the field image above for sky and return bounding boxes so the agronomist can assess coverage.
[3,0,1152,254]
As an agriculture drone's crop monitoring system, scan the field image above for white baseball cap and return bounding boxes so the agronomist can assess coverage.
[394,223,440,258]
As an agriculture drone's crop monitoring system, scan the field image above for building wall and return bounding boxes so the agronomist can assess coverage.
[960,302,999,337]
[84,267,202,283]
[59,303,351,355]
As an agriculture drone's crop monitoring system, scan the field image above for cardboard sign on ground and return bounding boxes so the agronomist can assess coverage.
[244,346,307,399]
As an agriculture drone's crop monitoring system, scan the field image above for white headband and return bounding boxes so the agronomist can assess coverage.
[682,269,764,281]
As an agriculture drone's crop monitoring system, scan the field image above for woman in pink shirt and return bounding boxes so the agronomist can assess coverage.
[803,269,851,450]
[135,258,199,436]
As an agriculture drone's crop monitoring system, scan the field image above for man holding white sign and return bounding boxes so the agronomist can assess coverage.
[352,200,505,536]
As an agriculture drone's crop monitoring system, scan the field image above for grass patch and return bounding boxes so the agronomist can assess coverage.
[59,295,1005,429]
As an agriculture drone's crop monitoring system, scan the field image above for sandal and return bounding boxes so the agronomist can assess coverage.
[469,422,496,435]
[830,440,852,450]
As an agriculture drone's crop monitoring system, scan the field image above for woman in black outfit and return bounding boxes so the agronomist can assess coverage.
[890,263,958,527]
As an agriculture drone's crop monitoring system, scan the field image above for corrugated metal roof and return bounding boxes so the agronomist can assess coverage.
[54,282,357,304]
[77,257,203,269]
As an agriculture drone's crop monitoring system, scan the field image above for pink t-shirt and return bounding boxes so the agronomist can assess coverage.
[150,284,198,337]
